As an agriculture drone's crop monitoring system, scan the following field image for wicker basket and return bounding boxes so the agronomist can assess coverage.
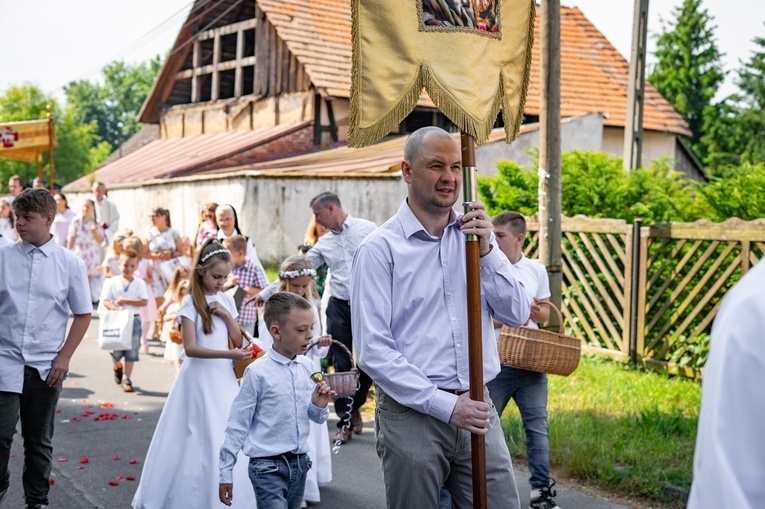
[308,340,359,398]
[498,302,581,376]
[230,328,265,379]
[168,328,183,345]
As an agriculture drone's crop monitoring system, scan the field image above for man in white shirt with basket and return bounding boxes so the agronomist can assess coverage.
[487,211,562,509]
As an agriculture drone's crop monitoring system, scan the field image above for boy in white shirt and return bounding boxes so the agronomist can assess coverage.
[487,211,561,509]
[100,249,148,393]
[219,292,334,509]
[0,189,92,509]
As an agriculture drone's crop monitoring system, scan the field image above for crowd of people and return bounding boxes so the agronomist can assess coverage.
[0,126,578,509]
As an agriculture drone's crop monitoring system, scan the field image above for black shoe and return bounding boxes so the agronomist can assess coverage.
[123,378,134,393]
[530,481,560,509]
[26,504,49,509]
[114,363,123,385]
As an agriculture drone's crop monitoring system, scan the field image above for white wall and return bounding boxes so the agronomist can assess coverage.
[68,174,406,266]
[601,126,677,166]
[476,113,604,175]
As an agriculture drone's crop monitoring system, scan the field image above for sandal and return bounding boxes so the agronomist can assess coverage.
[114,363,123,385]
[123,378,133,393]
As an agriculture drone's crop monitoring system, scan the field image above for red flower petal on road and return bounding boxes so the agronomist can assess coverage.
[70,418,80,423]
[108,481,119,486]
[126,476,136,481]
[113,455,121,461]
[122,415,132,419]
[55,409,61,414]
[58,458,68,462]
[80,457,89,464]
[76,466,85,470]
[129,460,138,464]
[100,402,115,408]
[70,381,79,386]
[116,475,125,480]
[49,479,55,485]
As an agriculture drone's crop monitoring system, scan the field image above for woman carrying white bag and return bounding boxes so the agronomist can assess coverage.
[98,249,148,393]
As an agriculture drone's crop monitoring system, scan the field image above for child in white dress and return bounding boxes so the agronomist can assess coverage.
[131,239,256,509]
[257,254,333,504]
[161,280,189,372]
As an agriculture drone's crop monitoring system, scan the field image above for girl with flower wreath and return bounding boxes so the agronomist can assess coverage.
[257,254,334,505]
[131,239,256,509]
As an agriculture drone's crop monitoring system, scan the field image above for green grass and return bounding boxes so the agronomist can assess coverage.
[499,355,700,507]
[265,268,279,283]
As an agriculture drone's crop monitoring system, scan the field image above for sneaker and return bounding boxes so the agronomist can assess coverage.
[123,378,134,393]
[530,481,559,509]
[113,363,123,385]
[26,504,48,509]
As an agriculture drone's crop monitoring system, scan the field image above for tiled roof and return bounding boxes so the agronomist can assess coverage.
[63,122,311,191]
[257,2,689,136]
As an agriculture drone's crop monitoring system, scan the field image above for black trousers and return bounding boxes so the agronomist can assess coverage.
[0,366,62,506]
[325,297,373,427]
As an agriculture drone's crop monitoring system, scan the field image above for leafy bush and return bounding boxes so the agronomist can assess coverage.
[478,150,765,223]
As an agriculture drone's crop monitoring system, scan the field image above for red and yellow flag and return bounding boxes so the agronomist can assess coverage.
[348,0,535,148]
[0,119,56,162]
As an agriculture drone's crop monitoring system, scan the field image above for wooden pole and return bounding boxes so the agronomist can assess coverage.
[36,151,43,187]
[47,105,55,194]
[460,131,487,509]
[623,0,650,171]
[539,0,562,312]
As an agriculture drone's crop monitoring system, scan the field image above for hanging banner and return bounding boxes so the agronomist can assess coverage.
[348,0,536,148]
[0,119,56,162]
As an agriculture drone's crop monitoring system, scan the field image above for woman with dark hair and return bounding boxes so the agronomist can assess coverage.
[0,198,17,242]
[194,202,219,249]
[51,193,76,246]
[66,199,104,282]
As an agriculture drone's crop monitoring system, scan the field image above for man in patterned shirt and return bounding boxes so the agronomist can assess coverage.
[223,236,269,336]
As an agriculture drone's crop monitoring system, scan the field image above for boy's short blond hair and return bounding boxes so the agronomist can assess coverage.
[222,235,247,254]
[120,249,139,262]
[263,292,313,328]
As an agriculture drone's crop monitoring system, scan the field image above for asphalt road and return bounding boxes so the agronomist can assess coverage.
[5,317,633,508]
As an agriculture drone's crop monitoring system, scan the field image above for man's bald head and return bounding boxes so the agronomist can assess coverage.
[403,127,458,165]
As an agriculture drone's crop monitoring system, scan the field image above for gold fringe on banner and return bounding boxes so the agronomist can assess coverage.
[348,0,535,149]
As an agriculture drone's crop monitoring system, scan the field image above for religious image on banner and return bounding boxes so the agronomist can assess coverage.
[419,0,500,36]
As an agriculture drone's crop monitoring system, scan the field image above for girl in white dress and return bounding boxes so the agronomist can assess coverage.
[131,239,256,509]
[257,254,333,504]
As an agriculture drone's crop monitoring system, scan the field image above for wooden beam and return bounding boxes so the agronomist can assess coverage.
[211,32,221,101]
[195,18,257,41]
[191,40,201,103]
[234,29,244,97]
[175,56,256,80]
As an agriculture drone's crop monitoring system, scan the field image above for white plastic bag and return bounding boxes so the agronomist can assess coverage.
[98,309,134,351]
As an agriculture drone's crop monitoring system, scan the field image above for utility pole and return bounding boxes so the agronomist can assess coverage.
[539,0,562,311]
[623,0,650,170]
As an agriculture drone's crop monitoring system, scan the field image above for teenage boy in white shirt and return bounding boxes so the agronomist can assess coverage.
[487,211,562,509]
[100,249,148,393]
[219,292,334,509]
[0,189,92,509]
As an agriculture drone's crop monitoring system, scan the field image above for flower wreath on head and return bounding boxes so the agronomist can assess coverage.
[279,268,317,279]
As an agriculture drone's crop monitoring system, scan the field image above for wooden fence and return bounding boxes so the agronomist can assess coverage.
[524,216,765,378]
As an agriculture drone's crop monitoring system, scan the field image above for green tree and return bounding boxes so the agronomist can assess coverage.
[648,0,725,161]
[0,83,107,187]
[64,56,162,150]
[733,26,765,164]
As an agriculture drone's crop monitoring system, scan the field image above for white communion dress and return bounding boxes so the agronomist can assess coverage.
[131,293,256,509]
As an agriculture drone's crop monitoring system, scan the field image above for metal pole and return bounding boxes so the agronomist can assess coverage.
[47,105,55,194]
[623,0,650,171]
[539,0,562,313]
[460,131,487,509]
[629,218,643,365]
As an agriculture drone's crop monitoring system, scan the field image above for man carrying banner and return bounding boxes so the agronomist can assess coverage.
[351,127,529,508]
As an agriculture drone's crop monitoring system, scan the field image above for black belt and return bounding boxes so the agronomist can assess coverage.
[439,388,469,395]
[254,451,305,461]
[329,297,349,305]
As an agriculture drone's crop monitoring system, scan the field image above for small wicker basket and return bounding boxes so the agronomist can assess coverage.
[308,340,359,398]
[498,302,581,376]
[168,328,183,345]
[230,328,265,379]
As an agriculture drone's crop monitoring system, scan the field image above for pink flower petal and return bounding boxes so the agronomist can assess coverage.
[113,455,121,461]
[58,458,68,462]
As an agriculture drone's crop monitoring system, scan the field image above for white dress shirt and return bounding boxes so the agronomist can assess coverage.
[219,349,329,484]
[351,200,530,423]
[0,237,91,392]
[305,215,377,301]
[687,260,765,509]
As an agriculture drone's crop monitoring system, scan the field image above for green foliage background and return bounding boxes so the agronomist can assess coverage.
[478,149,765,223]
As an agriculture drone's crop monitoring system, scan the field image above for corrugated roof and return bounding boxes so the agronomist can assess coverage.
[100,124,160,166]
[63,122,311,191]
[255,2,689,136]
